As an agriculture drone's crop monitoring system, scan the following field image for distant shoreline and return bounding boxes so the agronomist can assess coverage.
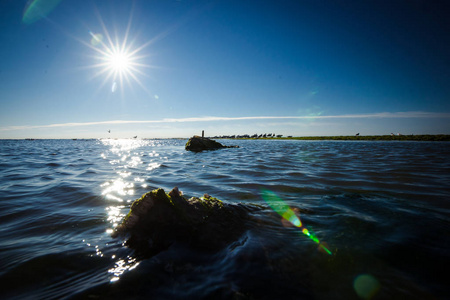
[3,134,449,141]
[215,134,450,141]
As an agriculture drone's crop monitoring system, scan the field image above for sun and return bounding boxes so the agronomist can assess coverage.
[108,51,131,73]
[84,12,154,94]
[100,46,137,81]
[89,33,147,93]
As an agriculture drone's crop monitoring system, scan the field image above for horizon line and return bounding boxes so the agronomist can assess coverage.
[1,111,450,131]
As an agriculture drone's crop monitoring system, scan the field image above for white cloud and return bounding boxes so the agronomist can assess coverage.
[1,111,449,132]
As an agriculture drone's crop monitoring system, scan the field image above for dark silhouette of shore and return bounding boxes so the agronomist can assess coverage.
[212,134,450,141]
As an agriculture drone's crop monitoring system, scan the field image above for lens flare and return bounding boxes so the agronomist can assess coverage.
[23,0,62,24]
[261,189,332,255]
[90,33,103,46]
[262,189,302,227]
[354,274,380,299]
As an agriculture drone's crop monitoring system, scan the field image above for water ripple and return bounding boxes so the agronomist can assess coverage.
[0,139,448,299]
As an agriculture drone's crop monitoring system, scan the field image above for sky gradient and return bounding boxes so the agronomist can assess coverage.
[1,0,449,138]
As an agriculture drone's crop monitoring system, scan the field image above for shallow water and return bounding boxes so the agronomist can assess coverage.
[0,139,449,299]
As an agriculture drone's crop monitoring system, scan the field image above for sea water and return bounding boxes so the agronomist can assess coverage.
[0,139,449,299]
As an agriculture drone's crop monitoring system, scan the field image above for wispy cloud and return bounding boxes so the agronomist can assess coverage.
[317,111,450,119]
[1,111,449,131]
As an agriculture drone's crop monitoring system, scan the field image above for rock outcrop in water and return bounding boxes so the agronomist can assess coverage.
[185,135,238,151]
[113,187,254,257]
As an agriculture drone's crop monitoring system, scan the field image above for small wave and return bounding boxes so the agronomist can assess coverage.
[46,162,61,168]
[0,251,111,300]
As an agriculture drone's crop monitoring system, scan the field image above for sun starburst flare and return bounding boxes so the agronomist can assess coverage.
[82,10,155,95]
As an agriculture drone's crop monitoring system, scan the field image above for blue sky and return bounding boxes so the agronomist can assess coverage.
[1,0,449,138]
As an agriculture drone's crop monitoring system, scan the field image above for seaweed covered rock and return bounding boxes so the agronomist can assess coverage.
[185,135,238,151]
[113,187,253,257]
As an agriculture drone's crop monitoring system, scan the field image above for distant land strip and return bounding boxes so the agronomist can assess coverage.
[215,135,450,141]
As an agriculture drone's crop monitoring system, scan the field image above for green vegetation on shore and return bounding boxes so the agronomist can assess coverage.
[228,135,450,141]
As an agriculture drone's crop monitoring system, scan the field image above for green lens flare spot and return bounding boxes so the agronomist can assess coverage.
[23,0,63,24]
[319,243,332,255]
[310,233,319,243]
[90,33,103,46]
[261,189,300,226]
[282,209,302,227]
[354,274,380,299]
[261,188,332,255]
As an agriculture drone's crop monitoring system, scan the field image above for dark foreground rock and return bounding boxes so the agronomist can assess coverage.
[185,135,238,151]
[113,187,256,257]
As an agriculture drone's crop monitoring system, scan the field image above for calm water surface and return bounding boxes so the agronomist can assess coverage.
[0,139,449,299]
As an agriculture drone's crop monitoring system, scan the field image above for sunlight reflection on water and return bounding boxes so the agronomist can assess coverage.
[108,256,140,282]
[99,138,161,281]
